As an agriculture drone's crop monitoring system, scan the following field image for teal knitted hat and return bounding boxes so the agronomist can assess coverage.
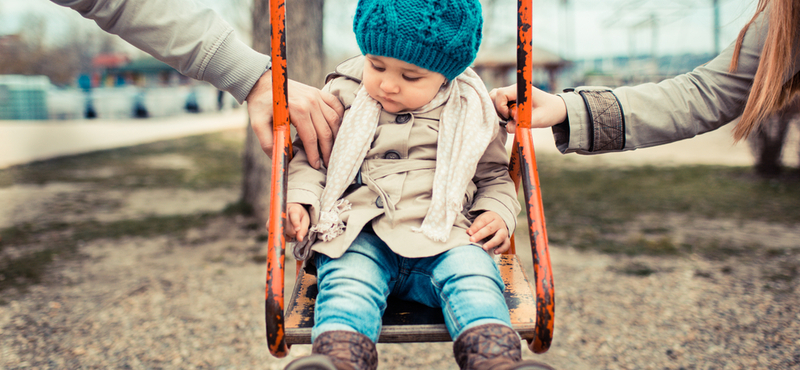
[353,0,483,81]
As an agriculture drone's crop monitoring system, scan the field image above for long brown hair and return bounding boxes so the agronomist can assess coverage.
[729,0,800,141]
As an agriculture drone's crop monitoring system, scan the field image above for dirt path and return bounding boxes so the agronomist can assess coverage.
[1,126,799,369]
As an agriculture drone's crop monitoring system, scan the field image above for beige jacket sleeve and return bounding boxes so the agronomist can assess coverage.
[555,9,798,155]
[50,0,270,103]
[468,129,520,236]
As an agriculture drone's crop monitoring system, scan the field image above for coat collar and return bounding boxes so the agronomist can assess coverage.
[325,55,364,85]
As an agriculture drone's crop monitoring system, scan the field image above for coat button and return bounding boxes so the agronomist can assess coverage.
[383,150,401,160]
[395,113,411,124]
[375,196,384,209]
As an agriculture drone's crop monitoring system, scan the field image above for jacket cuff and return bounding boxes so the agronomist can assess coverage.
[578,89,626,152]
[555,92,590,153]
[288,186,323,224]
[202,31,271,104]
[556,88,626,153]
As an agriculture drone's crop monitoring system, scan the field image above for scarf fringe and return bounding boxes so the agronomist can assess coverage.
[292,199,352,261]
[310,198,352,242]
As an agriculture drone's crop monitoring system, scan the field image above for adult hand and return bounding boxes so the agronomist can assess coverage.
[489,84,568,134]
[246,72,345,169]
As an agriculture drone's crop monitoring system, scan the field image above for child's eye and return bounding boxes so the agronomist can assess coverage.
[370,63,385,72]
[403,75,421,82]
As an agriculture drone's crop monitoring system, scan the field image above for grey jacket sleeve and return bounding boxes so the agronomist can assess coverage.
[554,9,796,155]
[50,0,270,103]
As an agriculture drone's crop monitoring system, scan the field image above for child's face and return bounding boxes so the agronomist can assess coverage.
[363,55,446,113]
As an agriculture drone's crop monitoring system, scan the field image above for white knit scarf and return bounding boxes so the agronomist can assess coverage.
[293,68,498,261]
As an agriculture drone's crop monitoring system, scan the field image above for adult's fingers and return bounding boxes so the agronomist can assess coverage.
[290,102,322,169]
[319,89,344,139]
[489,85,517,121]
[505,119,517,134]
[249,108,275,156]
[246,72,276,156]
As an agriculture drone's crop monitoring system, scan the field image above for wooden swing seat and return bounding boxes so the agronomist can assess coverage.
[283,254,538,345]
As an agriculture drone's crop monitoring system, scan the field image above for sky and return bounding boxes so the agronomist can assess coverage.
[0,0,759,60]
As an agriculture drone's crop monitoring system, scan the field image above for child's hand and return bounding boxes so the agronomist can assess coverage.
[467,211,511,255]
[286,203,310,242]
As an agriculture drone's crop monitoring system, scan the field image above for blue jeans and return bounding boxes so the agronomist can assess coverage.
[312,228,511,343]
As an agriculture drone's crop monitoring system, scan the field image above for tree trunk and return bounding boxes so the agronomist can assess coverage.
[747,98,800,178]
[242,0,326,223]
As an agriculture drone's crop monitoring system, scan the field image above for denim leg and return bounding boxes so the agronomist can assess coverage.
[398,245,511,340]
[312,231,398,343]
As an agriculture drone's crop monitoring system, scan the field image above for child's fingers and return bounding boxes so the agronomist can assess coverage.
[468,223,493,243]
[467,215,487,236]
[295,211,310,242]
[283,213,296,240]
[481,226,509,253]
[493,237,512,255]
[288,209,309,242]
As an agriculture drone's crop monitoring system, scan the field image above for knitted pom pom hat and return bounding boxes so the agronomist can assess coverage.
[353,0,483,81]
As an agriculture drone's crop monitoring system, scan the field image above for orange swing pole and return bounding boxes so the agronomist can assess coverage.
[515,0,555,354]
[265,0,292,358]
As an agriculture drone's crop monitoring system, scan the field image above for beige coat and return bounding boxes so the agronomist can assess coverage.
[287,56,520,259]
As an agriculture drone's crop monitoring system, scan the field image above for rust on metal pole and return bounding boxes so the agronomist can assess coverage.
[517,0,555,354]
[506,127,521,255]
[266,0,291,358]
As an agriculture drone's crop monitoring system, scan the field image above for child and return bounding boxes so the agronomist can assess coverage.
[283,1,553,370]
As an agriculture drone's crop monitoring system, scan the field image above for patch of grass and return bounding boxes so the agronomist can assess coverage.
[222,200,254,216]
[529,161,800,256]
[0,132,243,190]
[71,214,216,241]
[614,262,658,277]
[762,260,800,293]
[0,213,218,295]
[538,164,800,225]
[0,248,70,293]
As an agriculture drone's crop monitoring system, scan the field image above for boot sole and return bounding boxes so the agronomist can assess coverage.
[283,354,338,370]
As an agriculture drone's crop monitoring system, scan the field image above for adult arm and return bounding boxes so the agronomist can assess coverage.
[50,0,343,167]
[493,9,798,155]
[555,9,774,155]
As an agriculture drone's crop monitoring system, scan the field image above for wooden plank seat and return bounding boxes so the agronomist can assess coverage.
[283,254,538,345]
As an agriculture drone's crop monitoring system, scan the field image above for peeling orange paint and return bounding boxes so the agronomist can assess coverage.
[265,0,290,359]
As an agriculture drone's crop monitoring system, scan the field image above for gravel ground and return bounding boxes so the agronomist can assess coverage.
[1,186,799,370]
[2,127,799,369]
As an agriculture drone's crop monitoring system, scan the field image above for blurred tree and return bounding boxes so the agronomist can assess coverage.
[0,11,121,86]
[748,97,800,178]
[241,0,325,222]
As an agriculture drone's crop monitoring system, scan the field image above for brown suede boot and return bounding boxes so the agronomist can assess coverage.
[453,324,555,370]
[284,331,378,370]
